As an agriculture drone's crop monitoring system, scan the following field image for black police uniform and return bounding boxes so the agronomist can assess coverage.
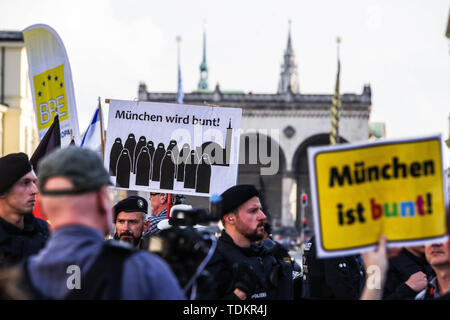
[0,214,49,267]
[382,248,435,300]
[196,230,294,300]
[302,236,364,300]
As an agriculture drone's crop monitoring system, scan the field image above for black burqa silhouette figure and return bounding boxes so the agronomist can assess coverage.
[124,133,137,172]
[135,147,151,186]
[109,138,123,176]
[167,140,179,180]
[147,141,155,160]
[151,143,165,181]
[160,150,175,190]
[133,136,147,173]
[195,154,212,193]
[116,149,132,188]
[177,143,190,182]
[184,149,199,189]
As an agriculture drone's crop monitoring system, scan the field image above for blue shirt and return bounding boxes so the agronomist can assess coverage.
[26,225,185,300]
[146,208,167,235]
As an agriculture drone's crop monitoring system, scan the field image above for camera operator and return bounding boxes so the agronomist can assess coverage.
[196,184,294,300]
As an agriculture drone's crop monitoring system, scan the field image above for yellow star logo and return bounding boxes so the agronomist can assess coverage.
[33,64,69,130]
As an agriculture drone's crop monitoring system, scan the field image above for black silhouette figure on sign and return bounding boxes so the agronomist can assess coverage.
[177,143,190,182]
[135,147,151,186]
[151,143,166,182]
[147,141,155,159]
[184,149,199,189]
[196,154,212,193]
[133,136,147,173]
[124,133,137,172]
[116,149,132,188]
[167,140,179,180]
[109,138,123,176]
[160,150,175,190]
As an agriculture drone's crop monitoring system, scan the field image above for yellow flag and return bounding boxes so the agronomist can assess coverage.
[33,64,69,130]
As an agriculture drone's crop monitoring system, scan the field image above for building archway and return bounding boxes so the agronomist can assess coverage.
[237,132,287,228]
[292,133,348,234]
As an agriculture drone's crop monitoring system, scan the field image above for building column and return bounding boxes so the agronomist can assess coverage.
[281,174,297,227]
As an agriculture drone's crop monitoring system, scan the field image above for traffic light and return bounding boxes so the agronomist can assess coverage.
[301,193,308,207]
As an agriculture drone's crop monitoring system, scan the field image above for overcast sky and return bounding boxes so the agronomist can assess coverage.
[1,0,449,157]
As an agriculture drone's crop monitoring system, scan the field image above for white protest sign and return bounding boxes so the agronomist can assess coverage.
[105,100,242,197]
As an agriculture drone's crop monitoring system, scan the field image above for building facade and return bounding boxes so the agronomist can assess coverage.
[0,31,38,157]
[138,27,372,235]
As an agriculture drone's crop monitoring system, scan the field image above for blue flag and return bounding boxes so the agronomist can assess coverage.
[81,107,103,158]
[177,64,184,104]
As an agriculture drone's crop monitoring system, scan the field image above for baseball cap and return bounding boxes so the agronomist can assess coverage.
[38,146,111,195]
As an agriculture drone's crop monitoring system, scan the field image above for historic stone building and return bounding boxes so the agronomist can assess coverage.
[0,31,38,157]
[138,26,372,235]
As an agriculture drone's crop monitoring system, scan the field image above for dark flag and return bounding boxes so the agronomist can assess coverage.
[30,114,61,174]
[330,38,342,145]
[30,115,60,220]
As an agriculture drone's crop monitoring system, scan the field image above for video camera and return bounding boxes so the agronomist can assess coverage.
[145,194,223,299]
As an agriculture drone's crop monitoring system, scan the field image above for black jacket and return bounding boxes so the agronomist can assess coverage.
[0,214,49,267]
[302,236,365,300]
[196,230,294,300]
[383,248,434,300]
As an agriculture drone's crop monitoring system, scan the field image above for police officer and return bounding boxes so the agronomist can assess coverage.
[113,196,149,249]
[302,235,365,299]
[0,153,49,267]
[196,184,294,300]
[22,147,185,300]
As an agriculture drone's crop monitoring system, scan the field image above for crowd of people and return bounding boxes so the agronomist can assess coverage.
[0,146,449,300]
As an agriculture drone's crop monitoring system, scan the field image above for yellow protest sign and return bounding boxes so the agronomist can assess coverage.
[308,135,448,257]
[33,64,69,130]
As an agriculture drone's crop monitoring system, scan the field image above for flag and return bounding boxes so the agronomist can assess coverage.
[81,105,104,159]
[330,39,342,145]
[177,63,184,104]
[30,114,61,221]
[176,36,184,104]
[30,114,61,174]
[23,24,81,146]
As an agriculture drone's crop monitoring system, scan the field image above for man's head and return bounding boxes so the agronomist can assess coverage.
[425,239,450,269]
[149,192,169,215]
[220,185,266,245]
[37,147,112,234]
[0,153,37,216]
[113,196,148,247]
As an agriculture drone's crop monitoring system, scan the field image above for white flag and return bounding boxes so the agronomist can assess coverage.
[23,24,81,146]
[81,107,104,158]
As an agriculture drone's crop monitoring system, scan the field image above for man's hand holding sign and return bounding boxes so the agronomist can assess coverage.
[308,135,448,258]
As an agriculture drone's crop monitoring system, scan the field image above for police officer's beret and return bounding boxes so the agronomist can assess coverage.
[0,153,32,194]
[38,146,111,195]
[113,196,148,221]
[220,184,259,217]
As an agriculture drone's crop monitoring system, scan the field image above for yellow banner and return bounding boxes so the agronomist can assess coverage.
[33,64,69,130]
[310,136,447,256]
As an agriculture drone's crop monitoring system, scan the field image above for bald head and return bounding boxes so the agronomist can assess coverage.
[40,176,113,234]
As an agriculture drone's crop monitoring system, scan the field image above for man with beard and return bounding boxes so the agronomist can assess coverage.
[196,184,294,300]
[0,153,49,267]
[113,196,149,248]
[22,147,184,300]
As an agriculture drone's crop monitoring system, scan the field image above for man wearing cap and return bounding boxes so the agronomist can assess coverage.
[0,153,49,267]
[196,184,294,300]
[113,196,149,248]
[22,147,184,300]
